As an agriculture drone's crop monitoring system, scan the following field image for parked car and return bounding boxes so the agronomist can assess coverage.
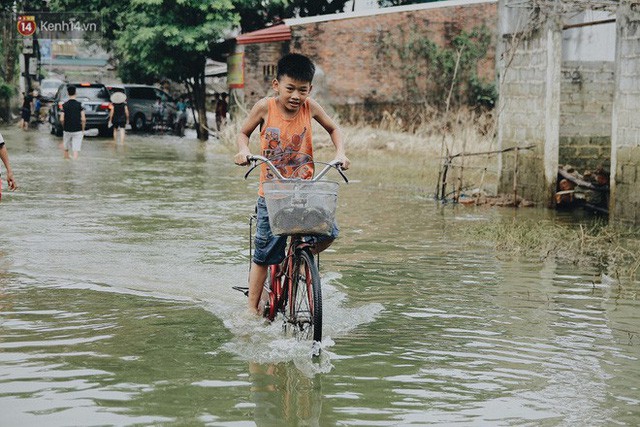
[39,78,64,102]
[107,84,177,131]
[49,82,111,137]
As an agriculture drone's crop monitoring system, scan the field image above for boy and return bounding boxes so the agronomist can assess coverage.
[0,132,18,200]
[234,53,350,315]
[60,86,86,160]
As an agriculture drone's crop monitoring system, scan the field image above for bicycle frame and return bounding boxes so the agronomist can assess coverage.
[249,216,313,322]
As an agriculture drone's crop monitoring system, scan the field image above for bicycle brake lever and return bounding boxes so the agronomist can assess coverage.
[335,163,349,183]
[244,159,259,180]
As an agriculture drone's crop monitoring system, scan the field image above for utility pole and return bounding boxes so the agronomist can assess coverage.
[17,15,38,95]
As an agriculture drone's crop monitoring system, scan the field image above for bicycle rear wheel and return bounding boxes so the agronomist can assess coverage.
[288,249,322,342]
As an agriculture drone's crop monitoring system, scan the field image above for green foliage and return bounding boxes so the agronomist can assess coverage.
[115,0,237,83]
[468,74,497,109]
[49,0,130,50]
[234,0,349,32]
[0,78,14,99]
[380,24,494,110]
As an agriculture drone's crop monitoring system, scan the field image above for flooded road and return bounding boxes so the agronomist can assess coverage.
[1,126,639,426]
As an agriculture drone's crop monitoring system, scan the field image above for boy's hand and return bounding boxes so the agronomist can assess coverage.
[6,171,16,190]
[234,150,252,166]
[333,153,351,170]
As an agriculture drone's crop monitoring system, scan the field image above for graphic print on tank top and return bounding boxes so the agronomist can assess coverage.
[262,126,312,180]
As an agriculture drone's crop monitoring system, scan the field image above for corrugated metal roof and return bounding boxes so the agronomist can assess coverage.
[236,24,292,45]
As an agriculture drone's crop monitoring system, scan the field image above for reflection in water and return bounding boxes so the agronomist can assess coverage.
[250,362,322,427]
[0,126,639,425]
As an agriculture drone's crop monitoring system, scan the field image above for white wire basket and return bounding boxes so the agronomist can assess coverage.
[263,180,338,236]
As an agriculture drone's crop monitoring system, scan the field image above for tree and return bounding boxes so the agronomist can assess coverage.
[115,0,238,140]
[50,0,130,51]
[235,0,350,32]
[51,0,241,140]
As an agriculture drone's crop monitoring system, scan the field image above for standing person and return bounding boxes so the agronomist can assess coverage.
[211,93,220,130]
[152,97,164,131]
[216,92,228,131]
[60,85,86,160]
[33,92,42,123]
[175,95,188,136]
[0,131,18,201]
[18,90,34,130]
[234,53,350,315]
[108,91,129,144]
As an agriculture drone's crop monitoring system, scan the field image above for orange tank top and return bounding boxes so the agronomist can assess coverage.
[258,97,314,196]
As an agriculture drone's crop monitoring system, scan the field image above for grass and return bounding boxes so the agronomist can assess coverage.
[217,106,499,193]
[459,217,640,283]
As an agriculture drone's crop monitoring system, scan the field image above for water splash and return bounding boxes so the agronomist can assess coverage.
[214,272,383,375]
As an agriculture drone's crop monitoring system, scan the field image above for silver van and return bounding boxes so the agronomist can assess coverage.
[109,84,177,131]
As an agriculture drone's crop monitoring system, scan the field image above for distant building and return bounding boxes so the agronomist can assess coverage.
[39,39,113,83]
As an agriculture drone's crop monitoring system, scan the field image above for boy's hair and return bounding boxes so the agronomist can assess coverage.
[67,86,76,96]
[277,53,315,83]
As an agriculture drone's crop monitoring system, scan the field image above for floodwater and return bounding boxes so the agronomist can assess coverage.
[1,125,639,426]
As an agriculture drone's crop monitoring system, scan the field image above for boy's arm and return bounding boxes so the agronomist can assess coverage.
[309,98,350,169]
[0,145,16,190]
[234,98,268,166]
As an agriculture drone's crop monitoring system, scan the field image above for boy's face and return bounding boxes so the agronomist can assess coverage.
[272,75,312,113]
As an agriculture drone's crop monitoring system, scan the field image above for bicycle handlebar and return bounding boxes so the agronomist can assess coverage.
[243,155,348,183]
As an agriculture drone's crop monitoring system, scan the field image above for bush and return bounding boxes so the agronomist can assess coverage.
[468,75,497,109]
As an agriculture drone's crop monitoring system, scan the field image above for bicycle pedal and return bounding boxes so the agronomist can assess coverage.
[232,286,250,297]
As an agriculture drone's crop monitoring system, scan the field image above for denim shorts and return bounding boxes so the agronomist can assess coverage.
[253,196,339,265]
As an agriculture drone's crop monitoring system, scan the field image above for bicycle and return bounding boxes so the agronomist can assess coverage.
[234,154,348,343]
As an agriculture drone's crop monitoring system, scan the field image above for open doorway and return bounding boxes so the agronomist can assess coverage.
[555,9,615,214]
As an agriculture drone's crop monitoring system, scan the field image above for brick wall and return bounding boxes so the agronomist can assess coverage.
[242,42,289,102]
[241,1,497,115]
[559,61,614,172]
[612,2,640,224]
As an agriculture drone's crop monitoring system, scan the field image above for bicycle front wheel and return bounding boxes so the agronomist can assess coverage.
[288,249,322,342]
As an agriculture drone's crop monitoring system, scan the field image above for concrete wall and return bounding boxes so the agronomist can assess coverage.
[497,0,640,224]
[611,2,640,224]
[497,10,561,204]
[562,10,616,62]
[559,61,614,172]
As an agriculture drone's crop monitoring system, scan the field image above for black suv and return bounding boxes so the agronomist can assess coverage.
[49,83,111,137]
